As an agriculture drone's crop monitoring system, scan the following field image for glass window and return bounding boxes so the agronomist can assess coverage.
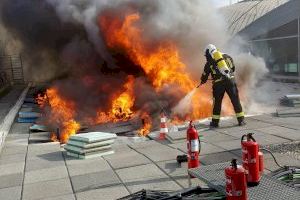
[251,37,298,76]
[254,19,298,40]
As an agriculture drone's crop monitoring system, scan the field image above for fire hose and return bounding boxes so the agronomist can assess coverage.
[118,187,225,200]
[260,147,284,168]
[260,148,300,189]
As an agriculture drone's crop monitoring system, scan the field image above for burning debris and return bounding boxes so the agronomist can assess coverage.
[1,0,267,143]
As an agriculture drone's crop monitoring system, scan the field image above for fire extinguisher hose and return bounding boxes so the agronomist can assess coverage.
[260,147,284,168]
[198,135,201,153]
[271,166,300,189]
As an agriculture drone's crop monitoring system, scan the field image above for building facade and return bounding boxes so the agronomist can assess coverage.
[221,0,300,80]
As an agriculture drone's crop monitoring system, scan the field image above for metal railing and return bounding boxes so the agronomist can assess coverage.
[0,54,24,87]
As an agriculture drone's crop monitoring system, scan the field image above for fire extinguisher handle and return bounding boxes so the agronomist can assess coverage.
[231,159,238,169]
[247,133,256,142]
[198,136,201,152]
[241,134,247,143]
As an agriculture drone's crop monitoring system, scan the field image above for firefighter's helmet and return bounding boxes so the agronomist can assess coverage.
[204,44,217,56]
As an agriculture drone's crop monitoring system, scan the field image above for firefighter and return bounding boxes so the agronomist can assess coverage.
[200,44,245,127]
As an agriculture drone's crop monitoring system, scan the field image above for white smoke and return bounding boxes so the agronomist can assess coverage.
[46,0,269,115]
[1,0,269,116]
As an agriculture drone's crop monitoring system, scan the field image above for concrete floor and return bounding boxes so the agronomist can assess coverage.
[1,114,300,200]
[0,85,300,200]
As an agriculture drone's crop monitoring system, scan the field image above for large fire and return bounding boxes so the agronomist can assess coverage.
[37,12,233,143]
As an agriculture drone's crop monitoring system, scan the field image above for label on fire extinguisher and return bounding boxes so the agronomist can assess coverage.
[191,139,199,152]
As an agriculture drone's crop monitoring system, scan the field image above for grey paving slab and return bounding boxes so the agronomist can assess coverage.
[1,145,27,156]
[104,150,151,169]
[27,142,61,153]
[168,142,187,153]
[275,116,300,124]
[249,131,290,146]
[128,140,161,149]
[175,175,207,188]
[256,126,300,141]
[66,157,110,177]
[41,194,76,200]
[216,121,273,136]
[71,170,120,193]
[229,149,242,157]
[202,132,238,143]
[200,142,228,155]
[249,114,275,122]
[264,154,300,171]
[24,165,68,184]
[25,158,65,172]
[198,129,219,136]
[5,134,29,141]
[116,163,167,182]
[242,118,274,129]
[9,123,31,134]
[23,178,73,200]
[0,152,26,165]
[200,151,241,165]
[0,186,22,200]
[166,130,186,142]
[4,137,29,147]
[27,150,63,161]
[280,123,300,130]
[213,139,242,151]
[76,185,129,200]
[126,178,182,193]
[215,129,250,138]
[169,141,226,155]
[250,114,300,129]
[134,144,183,162]
[0,173,23,189]
[156,160,188,177]
[111,143,132,153]
[0,162,24,176]
[29,132,51,143]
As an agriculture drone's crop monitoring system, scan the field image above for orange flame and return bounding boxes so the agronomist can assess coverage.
[137,113,152,136]
[50,132,58,142]
[43,88,81,143]
[100,13,194,92]
[100,13,214,122]
[95,75,135,123]
[36,93,48,107]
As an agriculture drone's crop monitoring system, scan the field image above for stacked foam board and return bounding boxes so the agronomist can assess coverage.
[17,111,42,123]
[280,94,300,107]
[276,108,300,117]
[65,132,117,159]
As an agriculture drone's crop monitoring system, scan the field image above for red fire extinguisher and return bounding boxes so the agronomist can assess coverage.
[241,133,263,186]
[225,159,248,200]
[187,121,200,171]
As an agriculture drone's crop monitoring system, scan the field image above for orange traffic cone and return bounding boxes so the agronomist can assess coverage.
[159,112,168,140]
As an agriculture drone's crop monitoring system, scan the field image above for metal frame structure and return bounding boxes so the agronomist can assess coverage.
[188,162,300,200]
[298,17,300,77]
[0,54,24,85]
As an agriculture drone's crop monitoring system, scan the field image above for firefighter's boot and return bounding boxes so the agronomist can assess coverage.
[210,119,219,128]
[238,117,246,126]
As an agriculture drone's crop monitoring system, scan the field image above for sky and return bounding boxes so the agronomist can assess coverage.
[213,0,240,7]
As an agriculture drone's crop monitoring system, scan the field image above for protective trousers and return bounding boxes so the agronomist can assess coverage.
[211,79,244,125]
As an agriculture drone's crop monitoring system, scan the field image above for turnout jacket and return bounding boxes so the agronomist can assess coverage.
[201,53,235,84]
